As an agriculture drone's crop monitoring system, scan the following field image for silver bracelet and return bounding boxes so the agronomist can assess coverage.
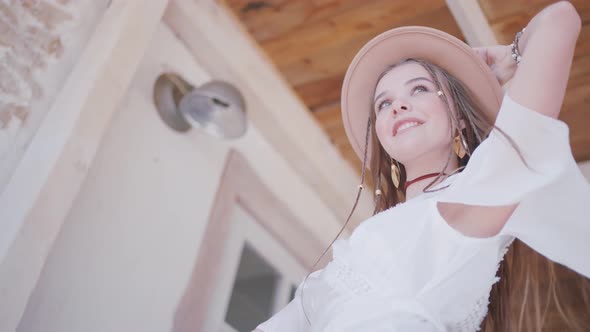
[510,27,526,65]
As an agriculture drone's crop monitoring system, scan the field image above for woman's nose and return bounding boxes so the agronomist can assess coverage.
[392,100,411,115]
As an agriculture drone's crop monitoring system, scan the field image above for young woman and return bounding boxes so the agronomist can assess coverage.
[255,1,589,331]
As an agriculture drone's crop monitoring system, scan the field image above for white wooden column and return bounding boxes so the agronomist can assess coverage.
[0,1,169,331]
[446,0,498,46]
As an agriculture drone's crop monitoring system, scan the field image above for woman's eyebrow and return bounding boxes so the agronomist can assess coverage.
[405,77,434,86]
[374,91,388,104]
[374,77,435,103]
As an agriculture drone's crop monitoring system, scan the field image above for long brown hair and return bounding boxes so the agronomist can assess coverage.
[301,58,590,331]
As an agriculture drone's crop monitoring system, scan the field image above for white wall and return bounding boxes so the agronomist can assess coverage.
[17,24,341,332]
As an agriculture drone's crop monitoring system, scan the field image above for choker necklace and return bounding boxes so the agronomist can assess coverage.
[404,173,448,191]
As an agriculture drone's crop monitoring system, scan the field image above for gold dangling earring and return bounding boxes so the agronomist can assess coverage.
[391,159,401,189]
[453,129,468,159]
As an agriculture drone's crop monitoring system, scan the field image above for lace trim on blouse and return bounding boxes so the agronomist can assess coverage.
[453,240,514,332]
[323,258,373,295]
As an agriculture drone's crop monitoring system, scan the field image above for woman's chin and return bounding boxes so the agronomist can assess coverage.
[387,150,421,163]
[387,140,423,155]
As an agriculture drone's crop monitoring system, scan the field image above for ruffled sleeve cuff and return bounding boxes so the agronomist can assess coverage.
[436,93,572,206]
[435,93,590,278]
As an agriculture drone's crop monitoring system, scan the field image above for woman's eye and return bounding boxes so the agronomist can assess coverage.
[412,85,428,95]
[377,100,391,111]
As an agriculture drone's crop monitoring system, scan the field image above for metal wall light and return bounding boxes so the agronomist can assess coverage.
[153,73,247,139]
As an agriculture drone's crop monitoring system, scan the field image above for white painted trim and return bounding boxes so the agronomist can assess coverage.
[173,150,322,332]
[220,322,239,332]
[202,194,308,331]
[243,208,308,285]
[272,276,293,313]
[446,0,498,46]
[205,206,250,332]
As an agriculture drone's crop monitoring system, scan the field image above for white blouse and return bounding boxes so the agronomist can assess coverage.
[256,94,590,332]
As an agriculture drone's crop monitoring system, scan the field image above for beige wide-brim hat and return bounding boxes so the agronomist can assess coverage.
[341,26,503,167]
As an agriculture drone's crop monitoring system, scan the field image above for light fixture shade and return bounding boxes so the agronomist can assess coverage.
[153,74,247,139]
[179,81,247,139]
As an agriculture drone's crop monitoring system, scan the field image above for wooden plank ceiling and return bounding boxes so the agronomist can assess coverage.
[226,0,590,171]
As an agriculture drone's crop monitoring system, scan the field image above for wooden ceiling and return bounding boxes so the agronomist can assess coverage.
[226,0,590,171]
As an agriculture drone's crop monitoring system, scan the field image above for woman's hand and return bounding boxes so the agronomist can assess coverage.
[473,45,517,87]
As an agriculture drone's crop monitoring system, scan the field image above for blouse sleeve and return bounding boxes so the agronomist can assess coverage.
[255,277,310,332]
[435,93,590,278]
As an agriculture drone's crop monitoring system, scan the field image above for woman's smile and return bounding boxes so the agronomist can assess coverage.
[393,121,423,136]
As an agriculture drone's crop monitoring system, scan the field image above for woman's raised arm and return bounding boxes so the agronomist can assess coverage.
[508,1,582,119]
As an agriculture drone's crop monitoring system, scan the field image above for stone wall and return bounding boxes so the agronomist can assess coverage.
[0,0,107,190]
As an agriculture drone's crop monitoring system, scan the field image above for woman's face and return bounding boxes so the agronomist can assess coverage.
[373,62,460,164]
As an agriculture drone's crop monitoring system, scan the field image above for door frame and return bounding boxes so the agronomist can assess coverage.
[173,149,324,331]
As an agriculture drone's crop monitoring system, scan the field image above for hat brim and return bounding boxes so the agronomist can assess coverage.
[341,26,503,167]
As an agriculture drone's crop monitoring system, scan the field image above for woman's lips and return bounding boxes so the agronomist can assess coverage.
[393,121,423,136]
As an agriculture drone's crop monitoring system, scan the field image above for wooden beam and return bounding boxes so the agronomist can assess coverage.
[163,0,373,230]
[446,0,498,46]
[0,1,169,331]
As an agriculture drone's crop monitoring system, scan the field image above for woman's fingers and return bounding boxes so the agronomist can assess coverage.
[473,47,491,65]
[473,45,516,86]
